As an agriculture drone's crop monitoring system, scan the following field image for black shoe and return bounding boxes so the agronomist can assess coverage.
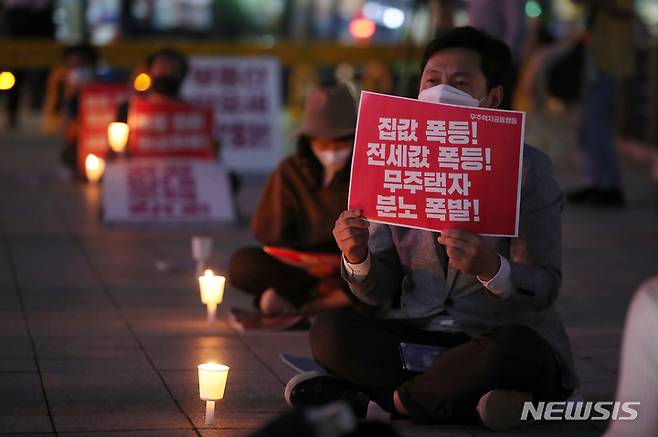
[284,371,370,419]
[592,189,625,207]
[567,186,600,203]
[567,187,626,208]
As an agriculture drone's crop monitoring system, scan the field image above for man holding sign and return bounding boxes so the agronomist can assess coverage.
[286,27,578,431]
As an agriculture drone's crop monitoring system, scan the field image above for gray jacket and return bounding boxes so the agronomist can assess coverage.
[344,144,579,389]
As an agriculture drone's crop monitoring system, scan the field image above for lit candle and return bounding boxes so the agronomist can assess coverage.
[198,269,225,323]
[107,122,129,153]
[85,154,105,183]
[198,363,229,425]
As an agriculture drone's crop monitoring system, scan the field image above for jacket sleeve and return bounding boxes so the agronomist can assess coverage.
[251,165,300,246]
[500,151,564,310]
[342,223,404,308]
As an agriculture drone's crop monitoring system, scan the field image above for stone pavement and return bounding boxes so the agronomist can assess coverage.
[0,115,656,437]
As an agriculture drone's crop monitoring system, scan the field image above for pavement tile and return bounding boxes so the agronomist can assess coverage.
[53,409,192,433]
[27,312,132,339]
[150,348,272,373]
[575,348,620,373]
[34,337,142,361]
[8,237,100,291]
[61,431,197,437]
[470,422,601,436]
[161,369,283,404]
[20,287,112,311]
[0,359,38,372]
[393,422,476,436]
[129,317,235,338]
[140,335,243,350]
[0,337,33,359]
[245,344,314,384]
[180,404,281,431]
[0,311,30,337]
[200,430,256,437]
[0,373,53,433]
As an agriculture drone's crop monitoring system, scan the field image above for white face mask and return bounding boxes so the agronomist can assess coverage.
[418,84,485,107]
[312,147,352,169]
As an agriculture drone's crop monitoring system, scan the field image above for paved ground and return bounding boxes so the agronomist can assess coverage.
[0,113,656,436]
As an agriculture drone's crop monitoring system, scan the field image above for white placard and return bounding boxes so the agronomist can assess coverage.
[102,159,236,224]
[181,56,283,172]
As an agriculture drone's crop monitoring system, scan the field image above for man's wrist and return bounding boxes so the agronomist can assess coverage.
[345,252,367,265]
[343,253,371,281]
[477,253,502,282]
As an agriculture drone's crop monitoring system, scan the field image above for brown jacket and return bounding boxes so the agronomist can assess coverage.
[252,145,350,253]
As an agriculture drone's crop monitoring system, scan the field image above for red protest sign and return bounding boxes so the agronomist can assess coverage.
[348,91,524,237]
[127,97,214,158]
[77,83,130,173]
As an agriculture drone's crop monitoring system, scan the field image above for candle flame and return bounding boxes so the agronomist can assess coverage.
[86,154,100,169]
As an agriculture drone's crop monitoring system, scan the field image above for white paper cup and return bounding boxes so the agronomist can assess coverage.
[191,236,213,261]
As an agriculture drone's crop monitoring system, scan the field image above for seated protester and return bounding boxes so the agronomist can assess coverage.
[58,44,99,177]
[285,27,579,431]
[115,47,241,200]
[228,84,357,320]
[116,47,189,124]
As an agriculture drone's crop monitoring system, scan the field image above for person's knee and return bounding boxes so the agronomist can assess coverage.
[479,324,545,371]
[228,247,262,290]
[309,309,354,369]
[491,324,539,347]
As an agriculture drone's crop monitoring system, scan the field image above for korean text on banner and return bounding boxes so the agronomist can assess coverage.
[181,57,283,172]
[78,83,130,173]
[102,159,236,224]
[348,91,525,237]
[127,97,214,158]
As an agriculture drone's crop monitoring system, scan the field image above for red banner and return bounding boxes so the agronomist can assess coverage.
[127,97,214,158]
[77,83,130,173]
[348,92,525,237]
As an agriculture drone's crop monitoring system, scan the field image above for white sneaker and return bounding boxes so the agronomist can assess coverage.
[477,390,532,431]
[260,287,298,316]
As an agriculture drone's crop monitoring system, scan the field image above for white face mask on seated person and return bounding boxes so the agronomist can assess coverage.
[310,138,353,187]
[418,84,486,108]
[312,148,352,169]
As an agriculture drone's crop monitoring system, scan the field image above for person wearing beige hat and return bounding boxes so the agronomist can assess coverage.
[228,84,357,329]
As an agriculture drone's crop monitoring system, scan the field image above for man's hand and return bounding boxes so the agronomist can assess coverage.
[438,228,500,280]
[333,209,370,264]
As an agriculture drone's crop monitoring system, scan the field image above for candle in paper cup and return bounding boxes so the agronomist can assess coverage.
[107,122,129,153]
[198,269,225,304]
[191,236,213,275]
[85,154,105,183]
[198,269,225,323]
[198,363,229,425]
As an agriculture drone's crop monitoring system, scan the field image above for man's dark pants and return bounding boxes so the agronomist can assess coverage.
[310,308,572,424]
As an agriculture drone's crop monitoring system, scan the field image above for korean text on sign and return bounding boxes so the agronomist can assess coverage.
[348,92,525,236]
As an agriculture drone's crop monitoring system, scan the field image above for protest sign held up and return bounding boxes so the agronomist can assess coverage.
[77,83,130,174]
[182,57,283,172]
[348,91,525,237]
[127,97,214,159]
